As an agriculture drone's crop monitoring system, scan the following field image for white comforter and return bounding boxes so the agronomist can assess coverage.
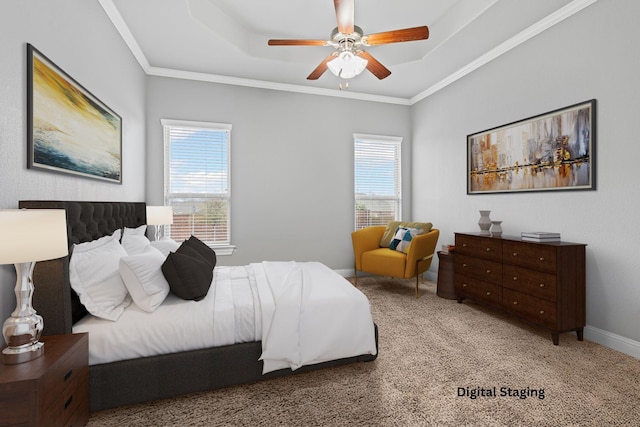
[73,262,377,372]
[254,261,377,373]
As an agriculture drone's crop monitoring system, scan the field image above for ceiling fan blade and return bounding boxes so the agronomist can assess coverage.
[364,26,429,46]
[307,53,338,80]
[357,51,391,80]
[268,39,327,46]
[334,0,354,34]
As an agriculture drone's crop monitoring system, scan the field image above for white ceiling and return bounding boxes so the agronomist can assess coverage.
[101,0,596,104]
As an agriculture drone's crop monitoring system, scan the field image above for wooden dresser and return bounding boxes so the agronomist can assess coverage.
[0,333,89,426]
[454,233,586,345]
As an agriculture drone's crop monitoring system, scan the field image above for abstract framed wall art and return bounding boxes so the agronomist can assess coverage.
[27,44,122,183]
[467,100,595,194]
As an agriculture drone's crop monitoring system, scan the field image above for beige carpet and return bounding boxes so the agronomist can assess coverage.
[88,276,640,426]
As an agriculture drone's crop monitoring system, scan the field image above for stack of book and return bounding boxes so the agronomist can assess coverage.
[521,232,561,243]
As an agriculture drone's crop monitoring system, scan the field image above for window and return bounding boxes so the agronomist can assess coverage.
[162,119,234,254]
[354,134,402,230]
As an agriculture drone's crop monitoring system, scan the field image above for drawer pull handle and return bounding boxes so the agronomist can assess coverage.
[462,263,467,268]
[64,369,73,382]
[539,257,545,261]
[486,292,491,296]
[64,396,73,410]
[462,283,467,288]
[539,310,545,315]
[486,248,491,252]
[486,269,491,274]
[513,301,518,305]
[539,283,545,288]
[513,252,518,257]
[462,243,467,247]
[512,276,518,281]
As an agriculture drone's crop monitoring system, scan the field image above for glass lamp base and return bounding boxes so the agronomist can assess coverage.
[2,341,44,364]
[1,262,45,365]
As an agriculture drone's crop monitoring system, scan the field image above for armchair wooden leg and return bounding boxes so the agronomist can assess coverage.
[415,274,419,299]
[353,265,357,286]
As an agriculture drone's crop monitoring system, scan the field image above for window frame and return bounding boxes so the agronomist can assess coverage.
[353,133,403,230]
[161,119,235,255]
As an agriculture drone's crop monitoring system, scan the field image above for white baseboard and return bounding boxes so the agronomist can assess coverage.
[584,325,640,359]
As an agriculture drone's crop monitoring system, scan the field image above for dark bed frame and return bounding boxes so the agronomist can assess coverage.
[19,200,378,412]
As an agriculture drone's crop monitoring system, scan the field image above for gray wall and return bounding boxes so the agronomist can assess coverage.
[146,76,411,270]
[0,1,146,325]
[412,0,640,355]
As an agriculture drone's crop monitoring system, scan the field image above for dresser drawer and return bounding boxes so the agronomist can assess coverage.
[455,274,502,308]
[502,265,557,301]
[503,288,557,328]
[503,241,557,274]
[455,254,502,285]
[455,234,502,262]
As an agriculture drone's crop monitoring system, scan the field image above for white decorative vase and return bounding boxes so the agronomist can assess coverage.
[490,220,503,237]
[478,210,491,235]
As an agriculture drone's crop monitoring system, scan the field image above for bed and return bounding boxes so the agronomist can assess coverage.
[19,200,378,411]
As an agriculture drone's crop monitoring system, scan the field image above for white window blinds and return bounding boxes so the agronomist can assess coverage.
[354,134,402,230]
[162,119,232,247]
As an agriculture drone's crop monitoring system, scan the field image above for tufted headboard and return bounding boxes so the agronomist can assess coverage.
[18,201,146,335]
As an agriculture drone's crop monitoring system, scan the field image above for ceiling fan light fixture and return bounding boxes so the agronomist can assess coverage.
[327,51,368,79]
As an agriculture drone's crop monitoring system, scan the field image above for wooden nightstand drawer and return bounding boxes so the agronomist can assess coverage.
[44,366,89,426]
[0,333,88,427]
[455,254,502,285]
[503,241,557,273]
[502,265,557,301]
[41,341,88,412]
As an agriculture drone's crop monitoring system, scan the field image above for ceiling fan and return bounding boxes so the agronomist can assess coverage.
[267,0,429,81]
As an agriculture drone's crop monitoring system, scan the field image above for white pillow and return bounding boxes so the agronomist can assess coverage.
[121,234,151,256]
[123,224,147,236]
[119,246,170,312]
[150,239,181,257]
[69,231,131,321]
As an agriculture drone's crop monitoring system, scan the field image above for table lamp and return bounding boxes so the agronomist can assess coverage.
[0,209,68,364]
[146,206,174,241]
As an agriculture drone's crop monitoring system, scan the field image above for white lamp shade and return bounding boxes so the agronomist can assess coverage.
[327,51,368,79]
[146,206,174,226]
[0,209,68,264]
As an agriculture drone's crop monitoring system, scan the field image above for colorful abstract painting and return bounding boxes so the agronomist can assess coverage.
[27,44,122,183]
[467,100,595,194]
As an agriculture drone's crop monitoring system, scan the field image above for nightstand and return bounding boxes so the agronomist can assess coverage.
[436,251,457,300]
[0,333,89,426]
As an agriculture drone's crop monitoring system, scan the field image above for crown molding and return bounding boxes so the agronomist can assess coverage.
[98,0,150,71]
[146,66,412,105]
[99,0,599,106]
[411,0,600,104]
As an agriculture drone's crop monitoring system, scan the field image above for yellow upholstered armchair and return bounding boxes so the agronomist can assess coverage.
[352,222,439,298]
